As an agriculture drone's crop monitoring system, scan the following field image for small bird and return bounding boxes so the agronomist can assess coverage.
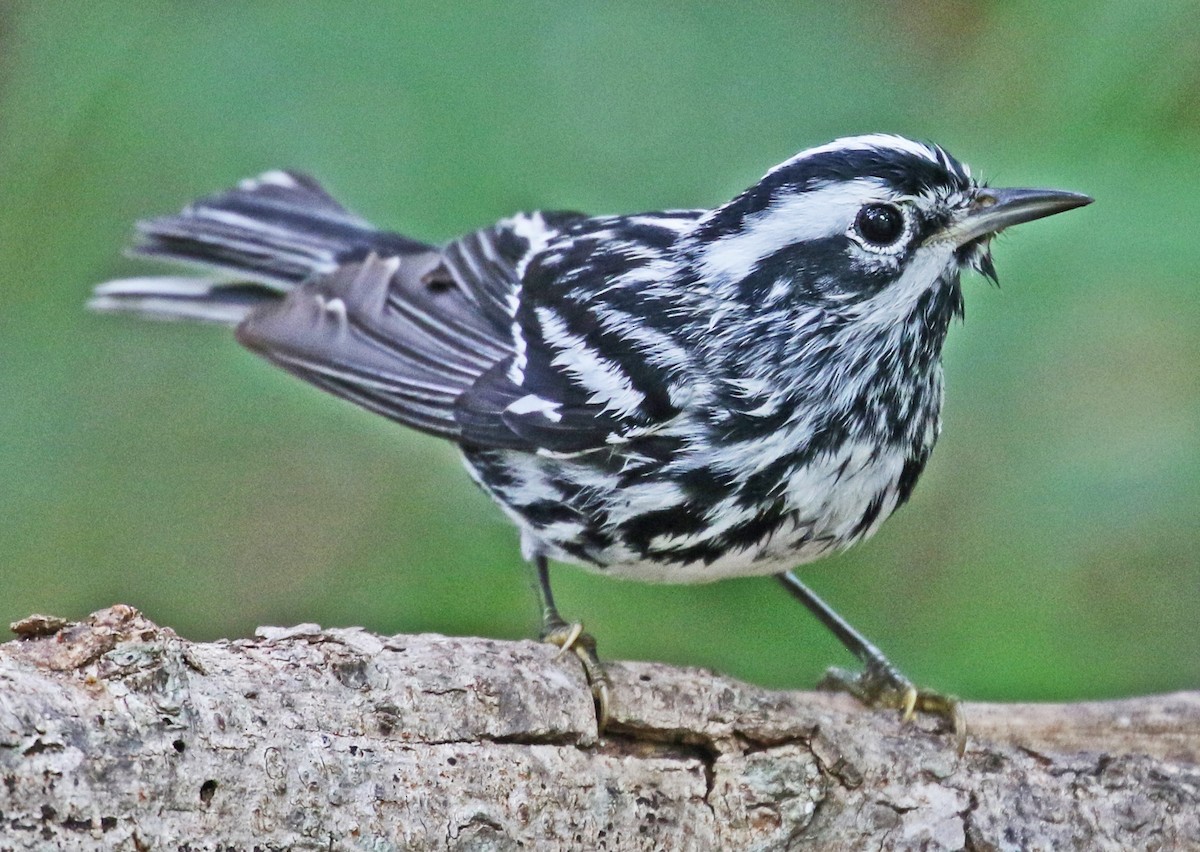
[90,134,1090,738]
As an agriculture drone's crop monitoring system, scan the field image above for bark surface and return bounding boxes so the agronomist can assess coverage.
[0,606,1196,851]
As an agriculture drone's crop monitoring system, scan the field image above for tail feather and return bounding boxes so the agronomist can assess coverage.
[88,276,281,325]
[90,170,519,442]
[131,169,429,285]
[92,169,433,323]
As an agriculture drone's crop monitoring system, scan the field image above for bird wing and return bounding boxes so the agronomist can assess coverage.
[237,204,704,452]
[234,211,588,439]
[454,211,705,454]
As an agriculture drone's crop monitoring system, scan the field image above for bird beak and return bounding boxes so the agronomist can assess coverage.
[945,187,1093,247]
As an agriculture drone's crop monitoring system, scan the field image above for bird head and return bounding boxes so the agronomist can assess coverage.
[687,134,1091,391]
[693,134,1090,320]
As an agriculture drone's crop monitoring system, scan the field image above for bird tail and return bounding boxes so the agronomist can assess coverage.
[88,169,430,325]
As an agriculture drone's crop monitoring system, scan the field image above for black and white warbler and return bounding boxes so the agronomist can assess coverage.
[90,134,1091,739]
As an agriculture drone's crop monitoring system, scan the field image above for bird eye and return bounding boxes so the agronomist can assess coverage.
[854,203,907,248]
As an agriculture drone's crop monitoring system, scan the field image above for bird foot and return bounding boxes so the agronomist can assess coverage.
[541,620,611,730]
[819,661,966,754]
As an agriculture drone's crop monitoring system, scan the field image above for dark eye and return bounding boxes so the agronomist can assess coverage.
[854,203,906,247]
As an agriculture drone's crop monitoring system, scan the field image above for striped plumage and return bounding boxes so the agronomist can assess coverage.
[91,135,1090,732]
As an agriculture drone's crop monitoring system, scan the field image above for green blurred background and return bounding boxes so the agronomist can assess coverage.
[1,1,1196,703]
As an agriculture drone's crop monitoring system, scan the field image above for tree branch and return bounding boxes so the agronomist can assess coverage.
[1,606,1196,850]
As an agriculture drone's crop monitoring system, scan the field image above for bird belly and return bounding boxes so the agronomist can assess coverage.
[462,441,910,584]
[603,441,908,582]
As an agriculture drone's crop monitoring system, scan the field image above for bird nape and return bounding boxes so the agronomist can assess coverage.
[90,134,1092,747]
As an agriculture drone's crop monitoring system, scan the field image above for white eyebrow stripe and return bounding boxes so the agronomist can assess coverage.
[697,179,885,283]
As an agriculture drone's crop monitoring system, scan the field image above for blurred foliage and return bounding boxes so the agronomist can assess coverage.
[0,0,1196,702]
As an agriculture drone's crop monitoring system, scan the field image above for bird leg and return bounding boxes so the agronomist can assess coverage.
[777,570,966,752]
[535,556,611,728]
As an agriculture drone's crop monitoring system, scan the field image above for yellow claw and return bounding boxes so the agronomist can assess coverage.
[900,685,918,723]
[950,702,968,757]
[819,664,966,752]
[589,672,611,730]
[549,621,585,659]
[541,621,611,730]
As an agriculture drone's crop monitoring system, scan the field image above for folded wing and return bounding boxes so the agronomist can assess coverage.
[94,170,701,453]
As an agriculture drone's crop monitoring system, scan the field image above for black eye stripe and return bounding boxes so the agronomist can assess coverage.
[855,203,906,247]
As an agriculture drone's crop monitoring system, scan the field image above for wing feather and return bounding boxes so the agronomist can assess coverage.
[223,203,700,450]
[233,211,590,440]
[455,211,703,453]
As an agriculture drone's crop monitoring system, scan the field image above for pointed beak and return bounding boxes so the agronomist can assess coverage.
[946,187,1093,246]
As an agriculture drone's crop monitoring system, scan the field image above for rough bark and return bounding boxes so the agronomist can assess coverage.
[0,606,1196,851]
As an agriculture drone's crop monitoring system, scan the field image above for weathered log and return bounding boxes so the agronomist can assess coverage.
[0,605,1196,850]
